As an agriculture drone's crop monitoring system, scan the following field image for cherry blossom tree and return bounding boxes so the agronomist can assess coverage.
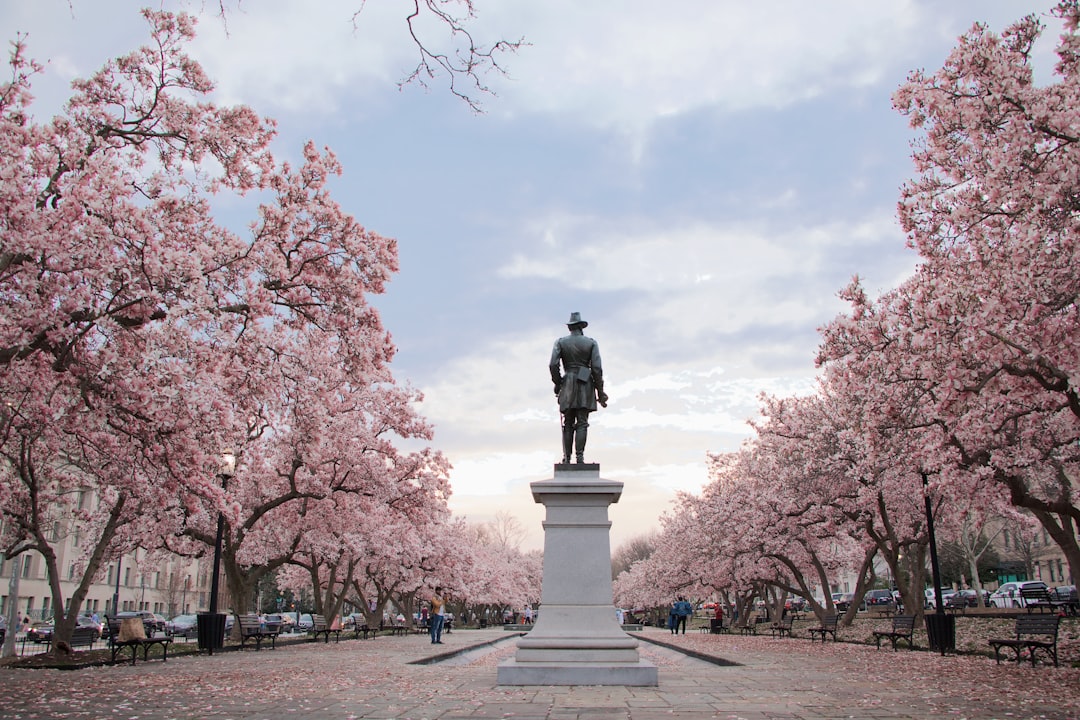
[450,520,540,622]
[0,11,281,649]
[0,9,448,650]
[888,1,1080,581]
[716,438,869,622]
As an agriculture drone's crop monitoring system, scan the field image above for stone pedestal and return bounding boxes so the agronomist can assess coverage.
[497,464,658,686]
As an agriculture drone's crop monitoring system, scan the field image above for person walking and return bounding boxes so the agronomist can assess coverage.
[673,596,693,635]
[668,601,678,635]
[429,587,446,644]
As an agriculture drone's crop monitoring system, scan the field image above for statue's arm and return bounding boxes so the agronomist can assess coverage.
[591,341,608,407]
[549,340,564,392]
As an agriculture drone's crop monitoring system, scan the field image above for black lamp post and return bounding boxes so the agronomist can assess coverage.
[112,558,121,616]
[199,449,235,654]
[922,471,955,655]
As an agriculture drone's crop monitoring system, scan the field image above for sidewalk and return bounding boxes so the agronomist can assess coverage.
[0,625,1076,719]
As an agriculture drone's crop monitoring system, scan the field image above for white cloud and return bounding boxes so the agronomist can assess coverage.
[499,211,913,338]
[477,0,927,132]
[187,0,409,114]
[5,1,1050,134]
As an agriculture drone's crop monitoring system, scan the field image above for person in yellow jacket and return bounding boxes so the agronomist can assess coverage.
[429,587,446,644]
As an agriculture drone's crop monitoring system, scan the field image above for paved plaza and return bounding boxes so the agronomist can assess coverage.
[0,626,1077,719]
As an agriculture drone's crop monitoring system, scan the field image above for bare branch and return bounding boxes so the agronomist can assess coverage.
[353,0,525,112]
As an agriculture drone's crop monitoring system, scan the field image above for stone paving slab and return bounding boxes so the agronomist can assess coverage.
[0,626,1076,719]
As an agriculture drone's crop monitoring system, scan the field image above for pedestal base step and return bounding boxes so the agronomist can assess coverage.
[496,659,658,686]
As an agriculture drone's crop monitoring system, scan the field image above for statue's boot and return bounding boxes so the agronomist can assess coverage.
[561,426,574,464]
[574,427,588,463]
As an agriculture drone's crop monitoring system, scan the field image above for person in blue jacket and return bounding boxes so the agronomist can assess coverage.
[673,596,694,635]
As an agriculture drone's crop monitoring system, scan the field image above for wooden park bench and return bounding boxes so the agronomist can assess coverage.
[106,615,173,665]
[988,615,1060,667]
[349,615,376,639]
[1061,587,1079,616]
[51,625,99,653]
[1019,587,1066,614]
[68,625,99,651]
[807,613,838,642]
[237,614,279,650]
[769,616,794,638]
[872,615,916,651]
[309,614,343,644]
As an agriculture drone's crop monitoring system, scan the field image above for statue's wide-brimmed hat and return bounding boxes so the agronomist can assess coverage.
[566,311,588,328]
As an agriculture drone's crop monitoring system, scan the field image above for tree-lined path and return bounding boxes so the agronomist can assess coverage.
[0,626,1076,719]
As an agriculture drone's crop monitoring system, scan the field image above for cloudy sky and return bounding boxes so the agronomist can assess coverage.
[3,0,1060,550]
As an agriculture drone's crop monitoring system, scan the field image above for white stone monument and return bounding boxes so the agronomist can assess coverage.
[497,464,658,686]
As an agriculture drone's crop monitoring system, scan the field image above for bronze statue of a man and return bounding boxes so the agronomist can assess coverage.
[549,312,608,464]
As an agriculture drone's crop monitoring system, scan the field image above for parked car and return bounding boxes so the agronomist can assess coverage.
[166,614,198,638]
[833,593,855,612]
[989,580,1048,608]
[74,615,103,638]
[26,621,53,643]
[784,597,807,612]
[952,589,991,607]
[861,589,896,611]
[108,610,167,636]
[262,613,294,632]
[25,615,102,643]
[1052,585,1077,602]
[924,588,957,609]
[296,613,313,632]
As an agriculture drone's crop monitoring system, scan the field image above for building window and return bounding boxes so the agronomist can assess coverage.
[1057,559,1064,584]
[68,564,76,580]
[107,565,113,585]
[21,555,31,578]
[124,567,131,586]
